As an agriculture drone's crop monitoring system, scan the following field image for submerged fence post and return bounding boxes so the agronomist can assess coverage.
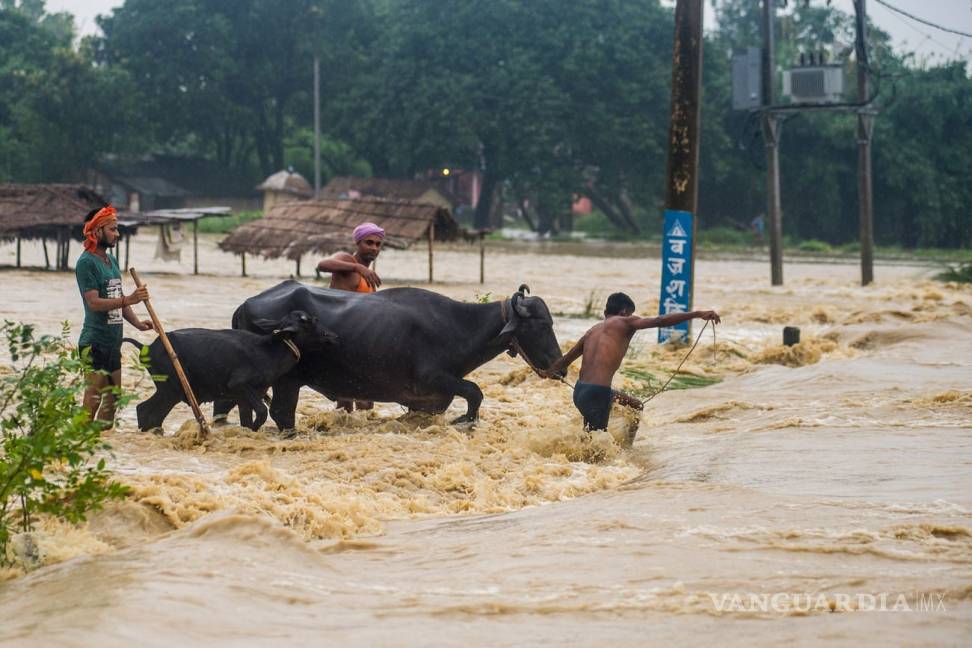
[428,221,435,283]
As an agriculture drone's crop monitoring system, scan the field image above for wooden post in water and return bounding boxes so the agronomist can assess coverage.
[43,238,50,269]
[15,236,21,268]
[427,221,435,283]
[479,231,485,284]
[192,219,199,275]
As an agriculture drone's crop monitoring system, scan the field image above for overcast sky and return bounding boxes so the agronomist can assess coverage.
[47,0,972,64]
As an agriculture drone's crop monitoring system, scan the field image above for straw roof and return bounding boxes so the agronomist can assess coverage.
[219,196,460,260]
[322,176,454,207]
[0,183,107,239]
[255,169,313,197]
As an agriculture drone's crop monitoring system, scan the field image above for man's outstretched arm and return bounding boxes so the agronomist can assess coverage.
[627,310,720,330]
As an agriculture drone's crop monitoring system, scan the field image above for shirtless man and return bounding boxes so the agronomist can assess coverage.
[315,222,384,292]
[543,292,720,431]
[316,222,385,411]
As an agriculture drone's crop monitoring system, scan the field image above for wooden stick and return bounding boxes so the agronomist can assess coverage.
[427,220,435,283]
[129,268,210,437]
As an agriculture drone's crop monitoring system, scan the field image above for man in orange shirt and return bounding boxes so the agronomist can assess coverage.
[316,222,385,411]
[316,222,384,292]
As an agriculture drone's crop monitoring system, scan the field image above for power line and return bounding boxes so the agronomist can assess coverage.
[880,1,967,62]
[872,0,972,39]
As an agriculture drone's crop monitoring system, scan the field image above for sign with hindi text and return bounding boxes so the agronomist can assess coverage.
[658,209,693,343]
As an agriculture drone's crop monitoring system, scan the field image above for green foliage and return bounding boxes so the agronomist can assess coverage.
[196,210,264,234]
[3,0,970,249]
[796,239,833,253]
[581,291,601,318]
[0,322,129,565]
[935,261,972,284]
[620,366,721,399]
[0,5,145,182]
[697,226,752,247]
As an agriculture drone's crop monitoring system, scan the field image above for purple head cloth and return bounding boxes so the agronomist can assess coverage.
[353,222,385,243]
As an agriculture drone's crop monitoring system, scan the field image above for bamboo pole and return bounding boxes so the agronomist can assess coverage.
[129,268,210,437]
[427,221,435,283]
[479,231,485,284]
[193,219,199,275]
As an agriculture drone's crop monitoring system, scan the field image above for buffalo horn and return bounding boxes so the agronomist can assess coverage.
[512,292,530,318]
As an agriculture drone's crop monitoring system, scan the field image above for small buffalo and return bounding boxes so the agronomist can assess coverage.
[124,310,336,432]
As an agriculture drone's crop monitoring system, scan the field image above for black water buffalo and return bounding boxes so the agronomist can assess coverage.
[212,282,563,431]
[124,310,337,432]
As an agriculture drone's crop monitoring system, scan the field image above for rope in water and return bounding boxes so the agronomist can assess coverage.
[556,320,717,407]
[502,296,719,409]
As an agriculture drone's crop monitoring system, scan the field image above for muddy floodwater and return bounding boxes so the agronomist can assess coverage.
[0,235,970,645]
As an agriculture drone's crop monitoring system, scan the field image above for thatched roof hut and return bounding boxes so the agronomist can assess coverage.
[0,183,107,240]
[322,176,454,210]
[219,196,463,281]
[256,169,313,212]
[0,183,110,269]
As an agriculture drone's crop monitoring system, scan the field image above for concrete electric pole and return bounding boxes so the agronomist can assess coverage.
[658,0,704,343]
[856,0,875,285]
[762,0,784,286]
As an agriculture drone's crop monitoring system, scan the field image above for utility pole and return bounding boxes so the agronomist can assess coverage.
[664,0,704,223]
[658,0,704,343]
[313,55,321,198]
[762,0,783,286]
[856,0,875,285]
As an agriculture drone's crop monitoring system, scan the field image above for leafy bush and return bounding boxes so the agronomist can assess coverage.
[197,210,264,234]
[696,226,751,246]
[935,261,972,283]
[797,239,833,253]
[0,322,129,565]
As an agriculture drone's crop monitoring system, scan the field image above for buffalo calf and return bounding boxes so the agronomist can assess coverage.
[124,310,336,432]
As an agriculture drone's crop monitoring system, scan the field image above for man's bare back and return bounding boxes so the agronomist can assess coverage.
[544,292,720,429]
[576,317,639,386]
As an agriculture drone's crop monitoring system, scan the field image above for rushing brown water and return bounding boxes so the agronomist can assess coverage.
[1,234,970,645]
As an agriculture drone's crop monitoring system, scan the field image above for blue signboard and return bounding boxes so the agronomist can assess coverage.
[658,209,693,343]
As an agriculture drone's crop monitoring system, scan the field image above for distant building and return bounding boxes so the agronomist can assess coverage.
[255,168,313,212]
[86,170,189,212]
[322,176,455,211]
[87,154,261,213]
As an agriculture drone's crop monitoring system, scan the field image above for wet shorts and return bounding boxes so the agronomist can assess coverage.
[80,344,122,374]
[573,381,613,431]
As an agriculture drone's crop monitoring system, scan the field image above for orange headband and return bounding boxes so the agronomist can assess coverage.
[83,205,117,253]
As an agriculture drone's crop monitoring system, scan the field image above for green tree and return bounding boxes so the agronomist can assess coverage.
[0,2,143,182]
[95,0,364,176]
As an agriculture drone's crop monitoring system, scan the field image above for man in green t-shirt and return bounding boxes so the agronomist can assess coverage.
[76,205,153,426]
